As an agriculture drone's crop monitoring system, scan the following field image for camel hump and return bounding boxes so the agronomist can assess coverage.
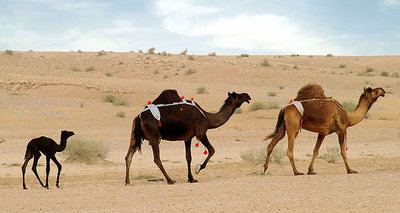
[152,89,182,104]
[294,84,329,101]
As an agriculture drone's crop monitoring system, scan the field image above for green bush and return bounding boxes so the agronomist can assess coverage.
[380,72,389,77]
[339,64,346,68]
[63,137,110,164]
[240,54,249,57]
[102,94,129,106]
[196,87,207,94]
[86,66,95,72]
[249,102,267,112]
[268,92,277,97]
[326,54,333,57]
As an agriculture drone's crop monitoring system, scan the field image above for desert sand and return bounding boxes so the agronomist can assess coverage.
[1,51,399,212]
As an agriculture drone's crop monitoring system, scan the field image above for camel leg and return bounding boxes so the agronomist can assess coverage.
[338,132,357,174]
[287,129,303,175]
[45,155,50,189]
[31,153,45,187]
[263,127,286,173]
[125,144,137,185]
[185,140,197,183]
[50,155,62,188]
[21,152,33,190]
[150,140,176,184]
[307,134,325,175]
[195,135,215,174]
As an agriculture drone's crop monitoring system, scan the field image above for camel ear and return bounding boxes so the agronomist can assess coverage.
[228,92,232,97]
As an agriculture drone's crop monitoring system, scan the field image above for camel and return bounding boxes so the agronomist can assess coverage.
[263,85,385,175]
[125,90,251,185]
[22,130,75,189]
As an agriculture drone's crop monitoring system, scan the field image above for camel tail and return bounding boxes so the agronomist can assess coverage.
[264,107,285,141]
[131,116,144,153]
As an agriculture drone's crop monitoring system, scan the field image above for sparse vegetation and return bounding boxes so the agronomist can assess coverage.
[293,65,298,69]
[319,147,340,163]
[240,147,266,165]
[5,49,13,55]
[380,71,389,77]
[391,72,399,78]
[147,47,155,54]
[240,54,249,57]
[279,86,285,89]
[249,101,267,112]
[162,51,167,56]
[80,102,84,108]
[180,48,188,55]
[77,49,82,53]
[260,59,270,67]
[116,111,126,118]
[268,92,277,97]
[185,68,196,75]
[71,67,81,72]
[187,55,194,60]
[63,137,110,164]
[8,163,21,167]
[86,66,95,72]
[326,54,333,57]
[270,146,285,163]
[266,102,279,109]
[196,86,207,94]
[138,50,143,53]
[366,67,374,73]
[339,64,346,68]
[342,101,356,111]
[98,50,106,56]
[234,108,242,114]
[154,69,160,75]
[105,72,113,77]
[102,94,129,106]
[208,52,216,56]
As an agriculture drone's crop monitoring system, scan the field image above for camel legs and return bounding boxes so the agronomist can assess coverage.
[286,126,303,175]
[195,135,215,174]
[125,143,137,185]
[263,126,286,173]
[50,155,62,188]
[45,156,50,189]
[184,140,197,183]
[338,132,357,174]
[150,140,176,184]
[21,152,33,190]
[307,134,325,175]
[31,153,45,187]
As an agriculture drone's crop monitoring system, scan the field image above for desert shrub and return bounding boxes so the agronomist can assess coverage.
[5,49,13,55]
[102,94,129,106]
[380,72,389,77]
[8,163,21,167]
[98,50,106,56]
[249,101,267,112]
[240,54,249,57]
[77,49,82,53]
[240,147,266,165]
[270,146,285,163]
[86,66,95,72]
[291,54,299,57]
[63,137,110,164]
[162,51,167,56]
[279,86,284,89]
[234,108,242,114]
[180,48,188,55]
[293,65,298,69]
[185,68,196,75]
[326,54,333,57]
[71,67,81,72]
[208,52,216,56]
[366,67,374,72]
[105,72,113,77]
[187,55,194,60]
[196,86,207,94]
[116,111,126,118]
[147,47,155,54]
[339,64,346,68]
[392,72,399,78]
[260,59,270,67]
[268,92,276,97]
[154,69,160,74]
[138,50,143,53]
[80,102,84,108]
[342,101,356,111]
[319,147,340,163]
[266,102,279,109]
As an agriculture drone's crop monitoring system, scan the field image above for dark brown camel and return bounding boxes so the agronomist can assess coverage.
[22,130,75,189]
[125,90,251,185]
[263,85,385,175]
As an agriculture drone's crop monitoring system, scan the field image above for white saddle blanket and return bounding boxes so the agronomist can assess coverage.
[292,101,304,116]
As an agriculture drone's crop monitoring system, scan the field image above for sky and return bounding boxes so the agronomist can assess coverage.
[0,0,399,55]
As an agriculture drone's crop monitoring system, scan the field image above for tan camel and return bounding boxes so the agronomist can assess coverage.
[263,85,385,175]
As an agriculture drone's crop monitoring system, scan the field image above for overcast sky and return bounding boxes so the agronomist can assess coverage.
[0,0,399,55]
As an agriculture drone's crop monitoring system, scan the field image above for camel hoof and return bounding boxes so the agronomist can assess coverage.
[23,187,27,190]
[167,180,176,185]
[188,179,198,183]
[347,170,358,174]
[195,164,202,174]
[294,172,304,176]
[307,171,317,175]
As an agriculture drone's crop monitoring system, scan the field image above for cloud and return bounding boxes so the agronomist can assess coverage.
[17,0,107,12]
[155,0,346,55]
[383,0,400,6]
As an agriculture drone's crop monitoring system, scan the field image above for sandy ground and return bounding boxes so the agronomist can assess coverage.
[0,51,399,212]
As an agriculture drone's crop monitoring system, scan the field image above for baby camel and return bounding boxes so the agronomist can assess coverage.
[22,130,74,189]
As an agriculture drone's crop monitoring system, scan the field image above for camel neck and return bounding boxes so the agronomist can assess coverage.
[57,137,68,152]
[206,100,236,129]
[347,96,372,127]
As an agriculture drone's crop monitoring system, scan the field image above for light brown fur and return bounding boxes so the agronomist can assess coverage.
[263,86,385,175]
[294,84,329,101]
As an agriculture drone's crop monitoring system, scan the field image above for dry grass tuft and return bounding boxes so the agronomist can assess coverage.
[63,137,110,164]
[102,94,130,106]
[319,147,340,163]
[196,87,207,94]
[260,59,270,67]
[147,47,155,54]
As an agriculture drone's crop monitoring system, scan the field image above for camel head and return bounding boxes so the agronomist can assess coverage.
[228,92,251,108]
[363,87,386,102]
[61,130,75,139]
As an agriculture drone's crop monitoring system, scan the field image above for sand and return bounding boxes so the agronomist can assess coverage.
[1,51,399,212]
